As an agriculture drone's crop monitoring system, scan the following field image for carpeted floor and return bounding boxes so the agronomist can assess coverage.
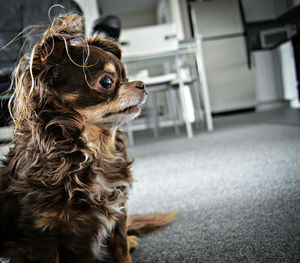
[127,108,300,263]
[0,108,299,262]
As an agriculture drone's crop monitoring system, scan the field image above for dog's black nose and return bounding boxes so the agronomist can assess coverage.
[135,81,145,90]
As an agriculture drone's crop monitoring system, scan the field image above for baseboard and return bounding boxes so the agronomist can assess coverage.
[256,101,290,111]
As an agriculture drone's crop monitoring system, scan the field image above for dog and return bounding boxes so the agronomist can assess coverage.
[0,13,177,263]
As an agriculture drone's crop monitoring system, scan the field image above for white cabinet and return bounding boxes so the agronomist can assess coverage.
[253,41,299,109]
[278,41,299,105]
[253,50,283,109]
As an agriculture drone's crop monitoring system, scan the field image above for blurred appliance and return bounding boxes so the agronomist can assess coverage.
[260,24,297,49]
[193,0,255,113]
[92,15,121,41]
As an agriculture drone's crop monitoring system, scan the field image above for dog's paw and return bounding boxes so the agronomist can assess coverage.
[127,235,139,251]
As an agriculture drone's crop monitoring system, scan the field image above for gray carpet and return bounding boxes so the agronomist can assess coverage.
[127,108,300,263]
[0,109,299,262]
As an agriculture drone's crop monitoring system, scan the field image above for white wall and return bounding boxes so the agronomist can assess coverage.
[118,10,156,29]
[194,0,243,37]
[178,0,192,39]
[167,0,184,40]
[74,0,99,35]
[99,0,158,29]
[242,0,277,22]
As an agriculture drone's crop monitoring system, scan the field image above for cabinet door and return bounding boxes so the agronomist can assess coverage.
[202,37,256,113]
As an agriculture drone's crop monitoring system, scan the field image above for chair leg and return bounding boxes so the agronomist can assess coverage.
[190,63,204,124]
[145,91,159,138]
[175,55,193,138]
[167,88,180,135]
[190,80,203,129]
[152,93,159,138]
[126,122,134,146]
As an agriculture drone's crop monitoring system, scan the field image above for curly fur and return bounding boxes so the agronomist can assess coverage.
[0,13,177,263]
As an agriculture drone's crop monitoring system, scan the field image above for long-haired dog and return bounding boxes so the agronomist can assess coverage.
[0,14,177,263]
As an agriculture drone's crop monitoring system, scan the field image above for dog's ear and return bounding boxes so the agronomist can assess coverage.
[36,13,84,66]
[36,41,65,66]
[87,35,122,60]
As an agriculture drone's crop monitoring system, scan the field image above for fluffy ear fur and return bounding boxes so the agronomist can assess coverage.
[10,13,85,132]
[37,13,84,65]
[87,34,122,60]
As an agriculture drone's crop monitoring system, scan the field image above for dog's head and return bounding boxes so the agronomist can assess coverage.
[11,13,146,132]
[73,36,147,128]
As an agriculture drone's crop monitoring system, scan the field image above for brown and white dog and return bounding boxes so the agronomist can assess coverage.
[0,14,177,263]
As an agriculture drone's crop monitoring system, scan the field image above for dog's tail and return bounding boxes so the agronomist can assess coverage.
[126,210,179,250]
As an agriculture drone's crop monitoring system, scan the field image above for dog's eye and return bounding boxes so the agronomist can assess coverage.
[100,75,112,89]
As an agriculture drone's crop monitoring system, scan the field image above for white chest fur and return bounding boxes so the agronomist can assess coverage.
[91,212,116,260]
